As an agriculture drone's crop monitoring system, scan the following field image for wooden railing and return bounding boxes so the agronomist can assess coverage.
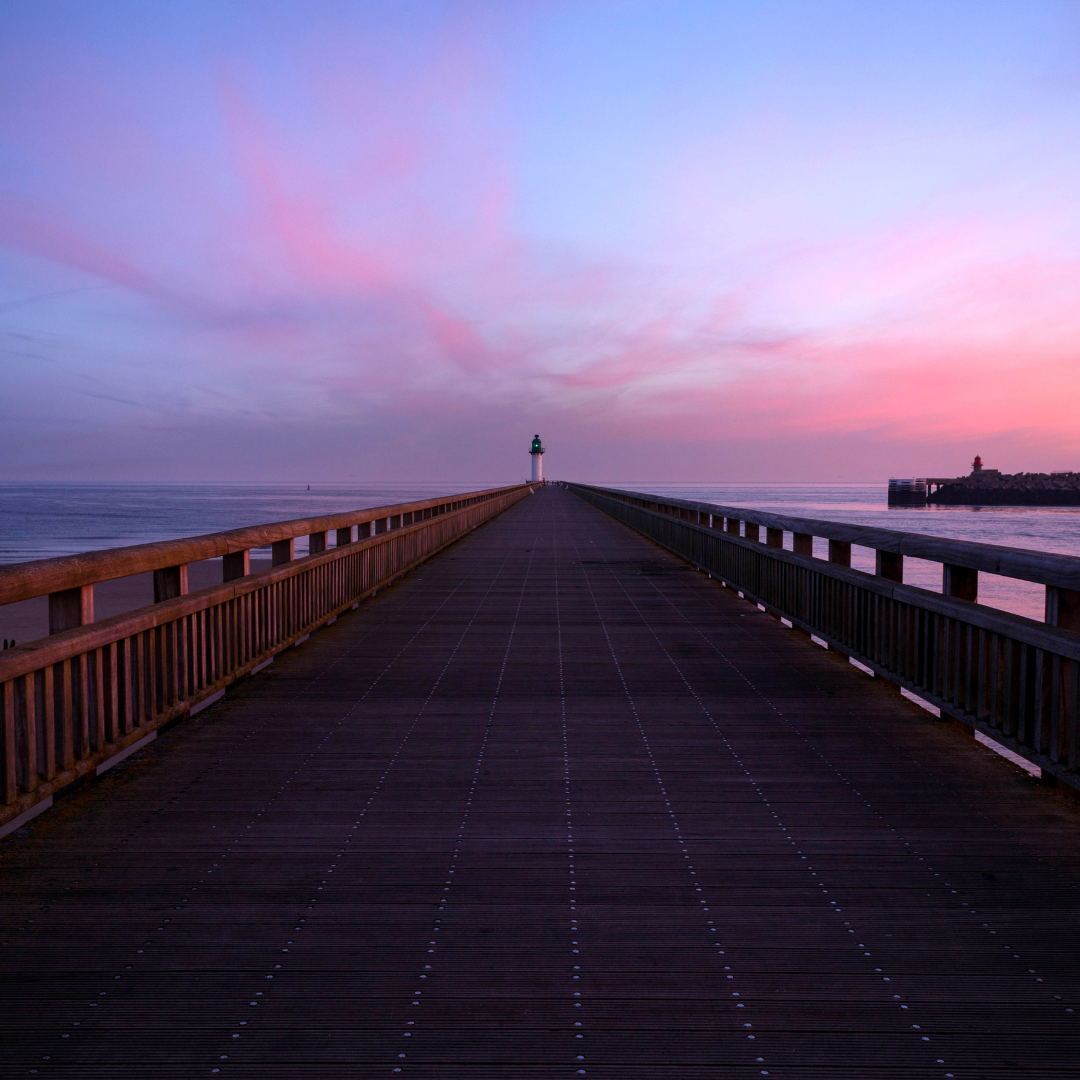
[0,484,534,833]
[569,483,1080,792]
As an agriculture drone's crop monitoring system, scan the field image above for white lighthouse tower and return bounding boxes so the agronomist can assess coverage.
[529,434,545,483]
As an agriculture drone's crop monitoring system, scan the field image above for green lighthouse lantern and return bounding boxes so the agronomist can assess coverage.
[529,434,545,482]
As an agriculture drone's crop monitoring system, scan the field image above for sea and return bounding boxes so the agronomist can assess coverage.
[3,480,1080,623]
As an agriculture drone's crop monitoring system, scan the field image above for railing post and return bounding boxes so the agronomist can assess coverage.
[223,550,250,582]
[943,565,978,602]
[793,533,813,557]
[336,527,353,547]
[745,523,760,542]
[153,564,189,602]
[828,541,851,567]
[358,522,372,538]
[876,551,903,581]
[272,539,294,566]
[726,518,740,535]
[766,528,783,549]
[309,531,327,554]
[48,585,94,634]
[1045,586,1080,631]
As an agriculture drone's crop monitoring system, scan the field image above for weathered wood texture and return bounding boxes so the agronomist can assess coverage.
[0,486,534,828]
[572,484,1080,791]
[0,486,1078,1077]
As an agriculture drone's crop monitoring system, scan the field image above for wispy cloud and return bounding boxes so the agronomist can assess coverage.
[1,1,1078,480]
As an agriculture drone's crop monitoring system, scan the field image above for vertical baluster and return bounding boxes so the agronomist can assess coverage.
[162,622,174,708]
[988,633,999,729]
[78,652,91,755]
[191,612,202,693]
[936,616,946,701]
[976,628,987,720]
[117,638,130,736]
[92,648,105,750]
[924,611,935,697]
[135,632,147,726]
[958,621,968,708]
[827,542,850,658]
[1033,649,1046,753]
[1002,638,1015,737]
[224,600,233,675]
[148,627,160,719]
[252,589,259,661]
[1069,660,1079,770]
[913,608,922,688]
[211,605,221,685]
[2,680,15,803]
[1050,654,1062,763]
[20,672,38,791]
[1017,644,1030,745]
[104,643,118,743]
[58,659,75,769]
[170,618,181,705]
[39,667,56,779]
[181,614,191,702]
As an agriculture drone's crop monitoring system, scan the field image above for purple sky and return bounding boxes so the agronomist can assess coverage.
[2,1,1080,483]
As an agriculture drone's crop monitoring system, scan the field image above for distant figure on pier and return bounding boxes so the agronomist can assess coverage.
[530,434,545,483]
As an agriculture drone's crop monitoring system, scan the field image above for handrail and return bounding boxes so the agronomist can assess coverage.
[0,484,535,833]
[0,486,518,607]
[582,484,1080,591]
[574,483,1080,631]
[569,483,1080,792]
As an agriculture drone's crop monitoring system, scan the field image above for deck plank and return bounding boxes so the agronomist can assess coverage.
[1,485,1078,1077]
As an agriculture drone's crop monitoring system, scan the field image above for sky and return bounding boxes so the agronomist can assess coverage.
[2,0,1079,483]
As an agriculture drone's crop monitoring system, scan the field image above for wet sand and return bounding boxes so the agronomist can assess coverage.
[0,558,272,647]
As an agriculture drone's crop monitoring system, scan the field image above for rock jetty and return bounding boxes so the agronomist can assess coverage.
[929,462,1080,506]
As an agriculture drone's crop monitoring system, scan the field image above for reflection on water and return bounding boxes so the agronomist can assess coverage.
[606,482,1080,622]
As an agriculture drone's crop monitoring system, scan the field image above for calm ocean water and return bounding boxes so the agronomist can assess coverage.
[0,482,490,564]
[3,481,1080,622]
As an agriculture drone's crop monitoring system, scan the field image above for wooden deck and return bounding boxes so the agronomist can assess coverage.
[1,485,1078,1078]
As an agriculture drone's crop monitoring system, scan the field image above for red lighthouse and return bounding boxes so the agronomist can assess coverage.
[972,455,983,474]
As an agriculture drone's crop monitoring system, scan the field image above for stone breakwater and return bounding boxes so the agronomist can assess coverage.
[929,471,1080,506]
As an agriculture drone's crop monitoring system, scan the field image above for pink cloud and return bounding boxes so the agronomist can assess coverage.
[3,9,1080,482]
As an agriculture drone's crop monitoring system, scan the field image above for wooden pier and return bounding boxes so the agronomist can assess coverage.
[1,485,1078,1077]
